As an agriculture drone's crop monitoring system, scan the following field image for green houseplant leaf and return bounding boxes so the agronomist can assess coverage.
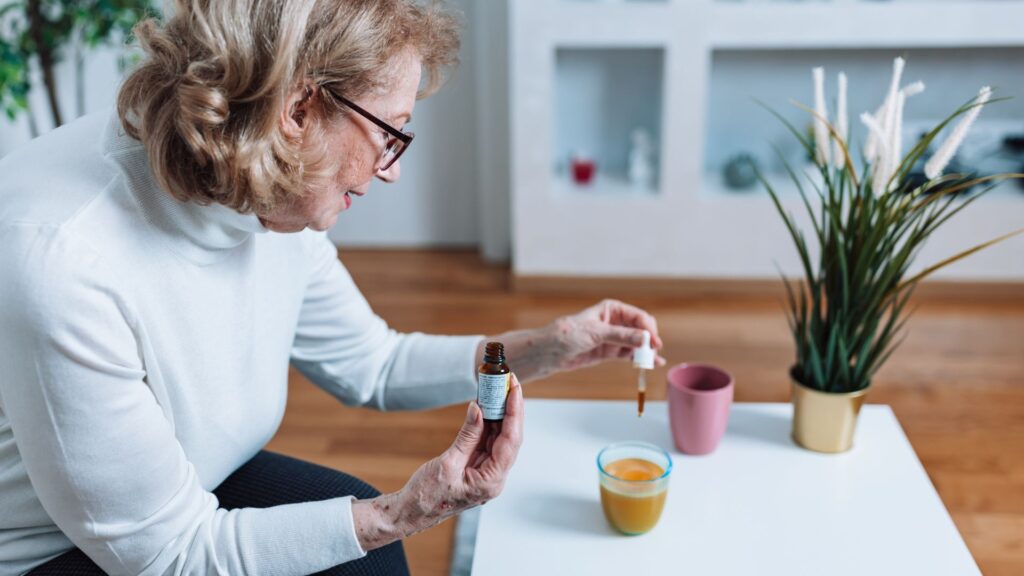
[0,0,159,128]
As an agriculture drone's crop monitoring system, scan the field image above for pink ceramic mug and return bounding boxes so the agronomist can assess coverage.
[667,363,734,455]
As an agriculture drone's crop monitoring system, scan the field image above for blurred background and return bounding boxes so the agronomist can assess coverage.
[3,0,1022,284]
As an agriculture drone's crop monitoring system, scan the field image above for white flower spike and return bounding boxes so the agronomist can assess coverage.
[901,81,925,99]
[812,67,831,167]
[924,86,993,180]
[833,72,848,169]
[861,111,890,196]
[888,91,906,189]
[865,57,905,163]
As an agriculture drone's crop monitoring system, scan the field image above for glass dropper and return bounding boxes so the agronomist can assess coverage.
[632,330,654,417]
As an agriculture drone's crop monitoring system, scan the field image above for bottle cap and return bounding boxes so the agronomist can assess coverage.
[632,330,655,370]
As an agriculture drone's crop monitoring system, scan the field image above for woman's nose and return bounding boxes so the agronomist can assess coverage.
[376,161,400,183]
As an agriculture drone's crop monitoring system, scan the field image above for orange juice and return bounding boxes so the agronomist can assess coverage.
[599,457,668,535]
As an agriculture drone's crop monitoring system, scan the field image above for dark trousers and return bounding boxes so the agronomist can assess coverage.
[28,451,410,575]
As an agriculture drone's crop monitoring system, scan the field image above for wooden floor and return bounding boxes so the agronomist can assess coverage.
[266,249,1024,576]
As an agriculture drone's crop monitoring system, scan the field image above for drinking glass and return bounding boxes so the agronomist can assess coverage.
[596,441,672,535]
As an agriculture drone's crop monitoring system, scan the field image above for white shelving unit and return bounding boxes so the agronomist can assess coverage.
[510,0,1024,281]
[709,2,1024,49]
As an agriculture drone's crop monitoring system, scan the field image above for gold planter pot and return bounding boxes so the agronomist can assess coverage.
[791,374,869,453]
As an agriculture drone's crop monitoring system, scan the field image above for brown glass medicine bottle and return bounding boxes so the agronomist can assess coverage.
[477,342,511,422]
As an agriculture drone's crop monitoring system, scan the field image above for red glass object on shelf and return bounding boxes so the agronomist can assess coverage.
[570,154,596,185]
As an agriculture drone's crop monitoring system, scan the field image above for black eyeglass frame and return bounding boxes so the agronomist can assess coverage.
[327,91,414,171]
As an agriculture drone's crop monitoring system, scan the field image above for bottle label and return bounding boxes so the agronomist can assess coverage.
[477,373,510,420]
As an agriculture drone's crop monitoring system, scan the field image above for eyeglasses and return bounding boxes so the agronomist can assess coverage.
[327,91,414,172]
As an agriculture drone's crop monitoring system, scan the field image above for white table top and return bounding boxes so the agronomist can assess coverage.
[471,399,979,576]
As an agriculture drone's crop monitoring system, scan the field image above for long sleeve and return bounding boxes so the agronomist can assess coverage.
[290,233,483,411]
[0,227,365,576]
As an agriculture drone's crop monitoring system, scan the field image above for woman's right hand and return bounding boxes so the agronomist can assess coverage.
[352,374,524,550]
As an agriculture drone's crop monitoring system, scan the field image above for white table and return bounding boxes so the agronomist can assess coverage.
[471,399,980,575]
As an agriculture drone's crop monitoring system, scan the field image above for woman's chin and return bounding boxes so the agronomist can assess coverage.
[309,212,341,232]
[260,217,306,234]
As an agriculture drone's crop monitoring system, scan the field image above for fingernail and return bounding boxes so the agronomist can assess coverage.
[466,402,478,424]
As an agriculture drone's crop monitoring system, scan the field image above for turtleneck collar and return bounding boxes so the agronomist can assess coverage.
[101,110,267,265]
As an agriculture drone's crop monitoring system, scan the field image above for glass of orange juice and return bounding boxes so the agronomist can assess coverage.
[597,441,673,535]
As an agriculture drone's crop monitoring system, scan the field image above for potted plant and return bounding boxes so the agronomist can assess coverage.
[761,58,1023,453]
[0,0,157,134]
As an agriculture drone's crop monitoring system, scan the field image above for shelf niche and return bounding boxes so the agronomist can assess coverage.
[704,46,1024,199]
[553,46,665,197]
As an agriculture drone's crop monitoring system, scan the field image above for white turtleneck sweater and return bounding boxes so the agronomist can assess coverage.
[0,111,483,576]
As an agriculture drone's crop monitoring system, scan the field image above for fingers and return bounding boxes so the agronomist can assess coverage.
[469,446,490,469]
[485,423,499,453]
[578,300,663,351]
[622,347,666,366]
[488,374,524,471]
[466,373,524,471]
[581,299,611,322]
[601,299,664,350]
[415,389,521,518]
[600,324,649,348]
[449,401,484,457]
[474,421,501,469]
[503,373,523,422]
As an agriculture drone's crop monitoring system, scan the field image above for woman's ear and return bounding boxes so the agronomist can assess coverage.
[280,82,316,141]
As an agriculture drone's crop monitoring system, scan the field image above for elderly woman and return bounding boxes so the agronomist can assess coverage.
[0,1,664,575]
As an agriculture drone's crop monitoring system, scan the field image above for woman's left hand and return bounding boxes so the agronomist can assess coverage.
[486,299,665,382]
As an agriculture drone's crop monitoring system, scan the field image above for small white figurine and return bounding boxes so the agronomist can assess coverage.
[628,127,655,189]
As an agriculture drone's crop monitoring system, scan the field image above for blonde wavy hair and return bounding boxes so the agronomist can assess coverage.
[117,0,460,214]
